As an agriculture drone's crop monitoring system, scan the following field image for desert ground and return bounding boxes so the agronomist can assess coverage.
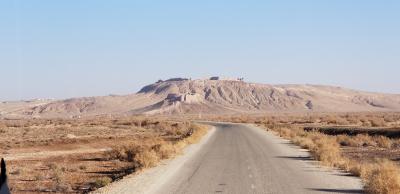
[0,116,207,193]
[1,112,400,193]
[1,79,400,194]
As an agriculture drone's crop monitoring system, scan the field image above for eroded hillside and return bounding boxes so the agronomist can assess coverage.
[1,78,400,118]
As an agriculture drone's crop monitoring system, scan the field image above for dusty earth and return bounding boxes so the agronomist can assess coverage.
[0,117,194,193]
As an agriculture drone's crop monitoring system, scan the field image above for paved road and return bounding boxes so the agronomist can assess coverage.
[154,123,363,194]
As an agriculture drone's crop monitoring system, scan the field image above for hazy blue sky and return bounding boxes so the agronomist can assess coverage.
[1,0,399,101]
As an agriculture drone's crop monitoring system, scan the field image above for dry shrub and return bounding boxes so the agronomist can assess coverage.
[374,136,392,149]
[370,118,387,127]
[349,164,363,177]
[364,160,400,194]
[353,134,377,147]
[156,142,177,159]
[134,124,208,169]
[311,135,342,166]
[107,143,141,162]
[336,134,377,147]
[336,135,356,146]
[345,161,375,178]
[94,177,112,188]
[292,136,315,150]
[134,149,160,168]
[361,120,372,127]
[338,134,393,149]
[276,127,293,138]
[273,126,343,167]
[185,124,208,144]
[272,125,305,139]
[267,125,400,194]
[51,164,71,192]
[107,123,208,172]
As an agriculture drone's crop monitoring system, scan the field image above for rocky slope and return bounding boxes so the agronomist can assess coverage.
[1,78,400,118]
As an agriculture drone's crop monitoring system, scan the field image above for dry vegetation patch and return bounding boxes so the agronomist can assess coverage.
[0,117,209,193]
[363,160,400,194]
[107,123,208,170]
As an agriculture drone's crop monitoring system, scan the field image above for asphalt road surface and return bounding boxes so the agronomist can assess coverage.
[153,123,363,194]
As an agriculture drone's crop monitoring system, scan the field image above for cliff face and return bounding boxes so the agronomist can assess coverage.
[2,78,400,118]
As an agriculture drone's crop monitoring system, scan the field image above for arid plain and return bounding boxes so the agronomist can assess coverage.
[1,78,400,193]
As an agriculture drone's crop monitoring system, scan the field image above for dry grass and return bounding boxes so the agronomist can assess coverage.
[135,149,160,168]
[272,127,344,167]
[337,134,377,147]
[363,160,400,194]
[157,142,178,159]
[94,177,113,188]
[205,112,400,128]
[109,123,209,171]
[375,136,393,149]
[311,136,342,166]
[271,124,400,193]
[272,125,400,194]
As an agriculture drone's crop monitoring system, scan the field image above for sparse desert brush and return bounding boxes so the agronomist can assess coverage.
[370,118,387,127]
[292,136,315,150]
[348,163,364,177]
[292,126,306,135]
[305,131,324,142]
[94,177,113,188]
[184,124,208,144]
[383,115,397,123]
[353,134,377,147]
[49,164,72,192]
[272,126,343,167]
[326,116,350,125]
[275,127,293,138]
[364,159,400,194]
[47,162,59,170]
[311,136,342,166]
[343,160,376,179]
[5,120,25,128]
[107,142,142,162]
[374,136,392,149]
[318,115,334,124]
[156,142,178,159]
[336,135,355,146]
[361,120,372,127]
[135,149,160,168]
[79,165,87,171]
[277,126,305,139]
[173,140,188,152]
[336,134,376,147]
[108,123,208,170]
[1,116,211,193]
